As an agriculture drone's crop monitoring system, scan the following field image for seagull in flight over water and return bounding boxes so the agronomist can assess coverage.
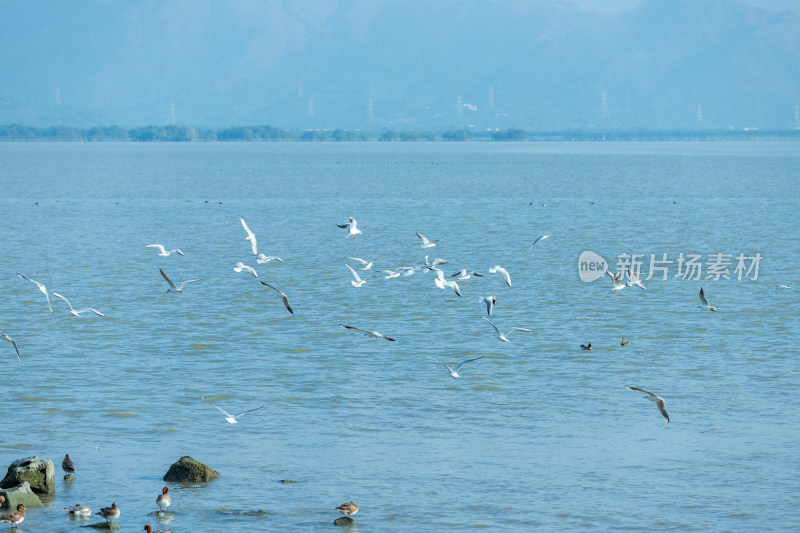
[479,295,497,317]
[529,235,550,250]
[239,216,258,255]
[337,217,362,239]
[483,317,533,342]
[159,268,200,293]
[425,355,484,379]
[626,268,647,290]
[259,281,294,315]
[340,324,398,342]
[16,274,53,312]
[201,396,264,424]
[416,232,439,249]
[607,271,626,292]
[233,262,258,277]
[145,244,184,257]
[489,265,511,287]
[698,287,716,311]
[627,386,670,423]
[52,293,105,317]
[346,264,366,288]
[1,332,21,361]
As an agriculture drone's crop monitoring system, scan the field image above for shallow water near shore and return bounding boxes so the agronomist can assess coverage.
[1,141,799,531]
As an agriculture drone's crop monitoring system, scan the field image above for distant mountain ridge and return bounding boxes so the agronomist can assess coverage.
[0,0,797,129]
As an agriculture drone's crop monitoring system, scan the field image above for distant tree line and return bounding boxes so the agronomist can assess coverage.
[0,123,798,142]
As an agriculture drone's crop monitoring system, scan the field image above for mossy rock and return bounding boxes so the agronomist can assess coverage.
[163,456,220,483]
[0,482,43,510]
[0,457,55,495]
[334,516,357,526]
[81,522,120,529]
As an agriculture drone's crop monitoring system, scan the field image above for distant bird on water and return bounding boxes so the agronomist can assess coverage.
[621,338,631,346]
[627,386,670,423]
[580,343,592,350]
[335,501,359,517]
[16,273,53,312]
[62,454,75,476]
[64,504,91,516]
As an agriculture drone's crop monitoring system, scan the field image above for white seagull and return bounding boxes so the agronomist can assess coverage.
[416,232,439,249]
[529,235,550,249]
[159,268,200,293]
[256,254,284,264]
[51,292,105,317]
[626,268,647,290]
[383,270,401,280]
[340,324,398,342]
[145,244,184,257]
[451,268,482,280]
[627,386,670,423]
[479,295,497,317]
[607,271,626,292]
[775,284,790,291]
[337,217,362,239]
[201,395,264,425]
[432,268,461,296]
[489,265,512,287]
[698,287,716,311]
[347,256,379,272]
[424,256,449,270]
[483,316,533,342]
[1,332,21,361]
[425,354,484,379]
[16,274,53,312]
[233,262,258,277]
[346,264,366,288]
[258,281,294,316]
[239,216,258,255]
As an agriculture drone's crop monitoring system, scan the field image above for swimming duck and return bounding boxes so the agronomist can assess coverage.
[64,504,92,516]
[621,338,631,346]
[580,343,592,350]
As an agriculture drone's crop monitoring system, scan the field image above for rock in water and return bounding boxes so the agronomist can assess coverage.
[0,482,43,510]
[334,516,357,526]
[80,523,120,529]
[163,456,220,483]
[0,457,55,495]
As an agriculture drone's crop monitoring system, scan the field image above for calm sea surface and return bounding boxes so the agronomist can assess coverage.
[1,141,799,532]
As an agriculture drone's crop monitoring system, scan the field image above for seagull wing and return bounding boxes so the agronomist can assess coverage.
[416,232,428,245]
[201,396,234,419]
[336,223,349,229]
[381,335,398,342]
[51,292,74,311]
[483,316,501,336]
[425,354,451,372]
[345,264,362,282]
[347,257,368,265]
[159,268,178,290]
[175,279,200,290]
[656,400,670,422]
[78,308,105,317]
[234,405,265,419]
[259,281,293,315]
[699,287,710,307]
[627,386,657,399]
[146,244,167,254]
[454,355,485,373]
[1,334,20,361]
[340,324,368,334]
[511,327,534,333]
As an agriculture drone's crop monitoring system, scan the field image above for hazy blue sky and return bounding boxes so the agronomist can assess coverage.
[578,0,797,12]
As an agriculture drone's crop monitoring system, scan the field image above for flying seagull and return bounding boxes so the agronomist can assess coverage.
[233,262,258,277]
[479,295,497,317]
[489,265,511,287]
[259,281,294,315]
[52,293,105,317]
[337,217,362,239]
[416,232,439,249]
[201,395,264,424]
[483,317,533,342]
[698,287,716,311]
[340,324,397,342]
[239,216,258,255]
[425,354,484,379]
[627,386,670,423]
[626,268,647,290]
[607,271,626,292]
[347,256,379,272]
[1,332,21,361]
[16,274,53,312]
[529,235,550,249]
[256,253,283,264]
[451,268,482,280]
[145,244,184,257]
[432,268,461,296]
[345,264,366,288]
[159,268,199,293]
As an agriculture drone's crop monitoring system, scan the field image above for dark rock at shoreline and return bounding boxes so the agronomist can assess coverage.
[163,456,220,483]
[81,522,120,529]
[0,457,55,495]
[334,516,357,526]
